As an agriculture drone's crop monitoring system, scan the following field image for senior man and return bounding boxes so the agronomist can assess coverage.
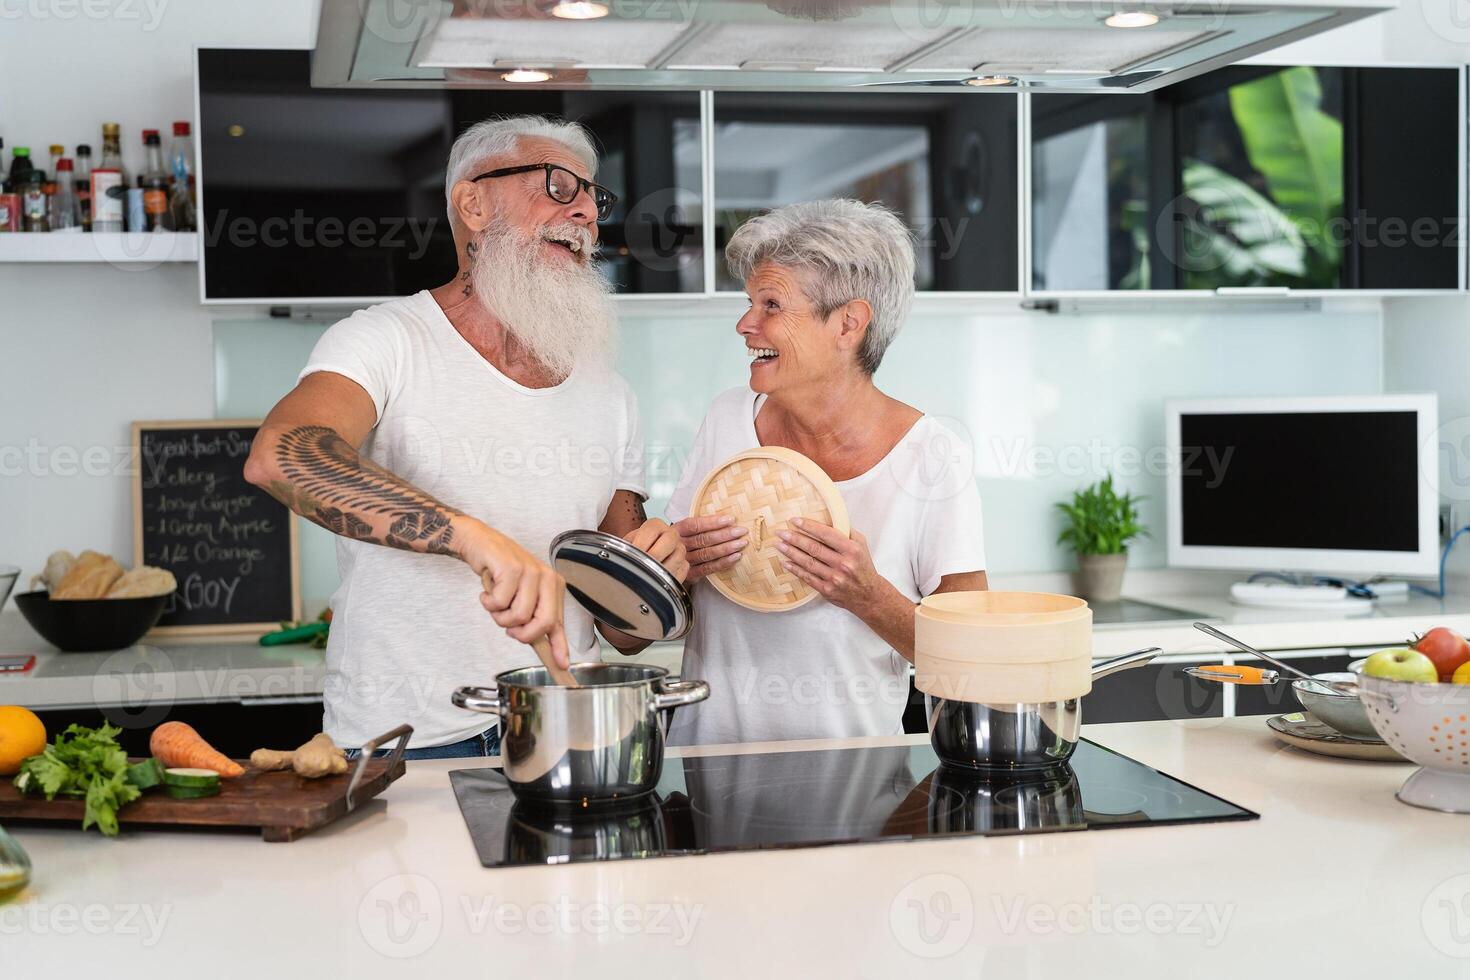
[245,116,686,759]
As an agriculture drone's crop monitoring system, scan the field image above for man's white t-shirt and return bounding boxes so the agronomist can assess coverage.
[299,291,645,748]
[665,386,987,746]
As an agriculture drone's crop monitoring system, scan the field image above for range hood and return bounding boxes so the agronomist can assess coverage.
[313,0,1389,93]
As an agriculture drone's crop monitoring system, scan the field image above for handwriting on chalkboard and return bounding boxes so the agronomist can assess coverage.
[134,421,299,633]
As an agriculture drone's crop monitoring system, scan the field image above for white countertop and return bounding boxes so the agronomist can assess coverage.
[8,572,1470,710]
[5,717,1465,975]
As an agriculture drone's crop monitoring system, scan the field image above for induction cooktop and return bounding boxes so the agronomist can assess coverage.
[448,740,1257,868]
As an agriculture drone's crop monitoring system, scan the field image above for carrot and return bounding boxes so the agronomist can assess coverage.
[149,721,245,778]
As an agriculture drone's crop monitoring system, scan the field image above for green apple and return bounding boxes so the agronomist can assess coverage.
[1362,648,1439,683]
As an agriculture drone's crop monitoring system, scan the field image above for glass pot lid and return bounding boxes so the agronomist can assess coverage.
[549,529,693,642]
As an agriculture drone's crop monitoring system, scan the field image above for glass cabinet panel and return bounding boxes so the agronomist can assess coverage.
[199,50,702,299]
[1031,66,1462,292]
[710,92,1019,292]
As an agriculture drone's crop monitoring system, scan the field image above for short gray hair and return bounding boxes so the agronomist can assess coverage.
[725,199,916,375]
[444,115,599,222]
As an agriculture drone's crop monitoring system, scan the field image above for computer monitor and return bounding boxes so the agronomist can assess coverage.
[1165,395,1440,577]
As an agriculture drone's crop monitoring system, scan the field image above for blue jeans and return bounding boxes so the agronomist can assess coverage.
[347,726,500,761]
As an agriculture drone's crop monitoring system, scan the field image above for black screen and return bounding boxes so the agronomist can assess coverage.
[1180,411,1419,552]
[198,49,702,299]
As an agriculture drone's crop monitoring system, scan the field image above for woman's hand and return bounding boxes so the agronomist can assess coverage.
[624,518,690,583]
[672,515,748,583]
[777,518,895,616]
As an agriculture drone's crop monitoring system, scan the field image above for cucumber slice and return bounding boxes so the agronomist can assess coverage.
[126,758,164,790]
[163,782,221,800]
[161,768,222,790]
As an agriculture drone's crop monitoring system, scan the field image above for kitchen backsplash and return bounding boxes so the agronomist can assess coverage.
[214,304,1383,607]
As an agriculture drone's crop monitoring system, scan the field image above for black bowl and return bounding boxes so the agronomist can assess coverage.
[14,590,169,652]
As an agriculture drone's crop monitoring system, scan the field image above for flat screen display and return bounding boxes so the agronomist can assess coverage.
[1179,410,1420,552]
[197,49,702,300]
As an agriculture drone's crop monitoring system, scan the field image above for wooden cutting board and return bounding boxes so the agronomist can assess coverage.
[690,446,849,612]
[0,757,405,842]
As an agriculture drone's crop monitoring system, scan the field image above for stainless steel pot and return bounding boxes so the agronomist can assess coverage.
[451,662,709,805]
[925,647,1160,771]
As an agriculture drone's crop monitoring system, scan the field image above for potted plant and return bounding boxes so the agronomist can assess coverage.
[1055,475,1148,602]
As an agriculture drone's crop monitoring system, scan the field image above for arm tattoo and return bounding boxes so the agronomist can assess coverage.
[267,425,460,556]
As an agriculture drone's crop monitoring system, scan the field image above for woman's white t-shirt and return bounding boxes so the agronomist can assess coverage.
[665,387,987,746]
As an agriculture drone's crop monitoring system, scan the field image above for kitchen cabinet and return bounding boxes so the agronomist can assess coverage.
[710,91,1019,294]
[1030,65,1464,294]
[32,699,324,759]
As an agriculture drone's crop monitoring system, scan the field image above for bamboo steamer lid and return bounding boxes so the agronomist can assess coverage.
[690,446,849,612]
[914,591,1094,702]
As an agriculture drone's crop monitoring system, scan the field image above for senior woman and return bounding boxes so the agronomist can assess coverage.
[665,199,989,746]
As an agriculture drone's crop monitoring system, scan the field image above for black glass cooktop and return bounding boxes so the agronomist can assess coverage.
[449,740,1257,868]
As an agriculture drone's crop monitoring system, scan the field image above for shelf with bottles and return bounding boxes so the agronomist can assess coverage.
[0,230,197,263]
[1,122,197,261]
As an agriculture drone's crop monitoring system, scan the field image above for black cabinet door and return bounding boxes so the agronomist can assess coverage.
[34,700,325,759]
[710,91,1019,293]
[1031,65,1462,291]
[1080,659,1224,723]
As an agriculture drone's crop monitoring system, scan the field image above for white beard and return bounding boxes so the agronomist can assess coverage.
[469,220,617,379]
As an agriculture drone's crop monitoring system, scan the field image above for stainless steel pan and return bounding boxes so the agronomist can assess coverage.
[925,647,1160,770]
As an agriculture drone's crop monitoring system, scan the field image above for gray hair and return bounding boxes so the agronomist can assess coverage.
[444,115,599,223]
[725,199,916,375]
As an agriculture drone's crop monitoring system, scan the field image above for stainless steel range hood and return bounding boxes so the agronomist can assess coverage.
[313,0,1389,93]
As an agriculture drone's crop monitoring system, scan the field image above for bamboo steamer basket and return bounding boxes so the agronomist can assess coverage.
[914,592,1094,703]
[690,446,849,612]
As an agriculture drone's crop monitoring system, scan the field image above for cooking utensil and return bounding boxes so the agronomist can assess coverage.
[13,590,168,653]
[1183,664,1281,685]
[451,663,710,805]
[549,529,692,642]
[1192,622,1354,695]
[1356,672,1470,812]
[915,591,1094,703]
[689,446,849,612]
[925,647,1160,771]
[481,570,578,689]
[1290,672,1380,739]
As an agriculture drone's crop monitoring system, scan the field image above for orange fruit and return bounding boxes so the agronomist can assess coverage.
[0,706,47,775]
[1453,661,1470,685]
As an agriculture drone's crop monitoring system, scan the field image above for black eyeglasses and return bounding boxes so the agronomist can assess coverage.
[469,163,618,221]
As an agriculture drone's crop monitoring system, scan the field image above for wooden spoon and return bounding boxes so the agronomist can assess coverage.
[481,570,580,688]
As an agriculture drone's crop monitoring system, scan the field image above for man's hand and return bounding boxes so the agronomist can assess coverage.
[625,518,690,583]
[672,515,748,583]
[458,519,570,668]
[776,519,894,616]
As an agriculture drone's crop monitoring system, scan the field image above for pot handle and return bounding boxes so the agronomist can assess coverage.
[1092,647,1162,682]
[653,677,710,711]
[451,685,504,716]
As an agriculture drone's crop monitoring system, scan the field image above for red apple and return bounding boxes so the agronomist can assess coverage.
[1411,627,1470,682]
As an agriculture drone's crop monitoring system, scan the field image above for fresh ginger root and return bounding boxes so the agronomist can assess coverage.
[250,732,348,778]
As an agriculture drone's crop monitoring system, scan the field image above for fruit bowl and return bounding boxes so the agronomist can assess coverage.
[1357,671,1470,813]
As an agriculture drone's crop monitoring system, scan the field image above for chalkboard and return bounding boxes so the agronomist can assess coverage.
[132,420,301,635]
